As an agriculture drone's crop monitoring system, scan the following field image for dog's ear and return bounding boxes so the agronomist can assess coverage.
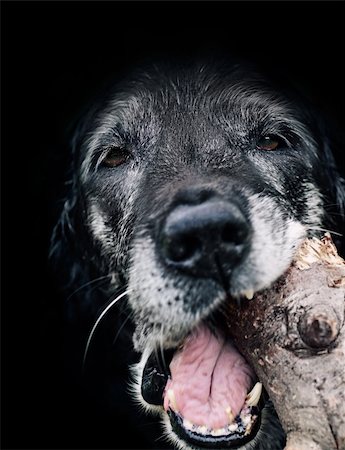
[49,118,95,318]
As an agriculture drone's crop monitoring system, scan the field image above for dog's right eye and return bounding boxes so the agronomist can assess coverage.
[101,147,130,168]
[256,135,281,151]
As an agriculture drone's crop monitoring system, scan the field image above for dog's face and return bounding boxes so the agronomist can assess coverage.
[59,64,343,450]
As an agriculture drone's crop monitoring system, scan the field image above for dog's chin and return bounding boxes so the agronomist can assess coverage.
[132,314,285,450]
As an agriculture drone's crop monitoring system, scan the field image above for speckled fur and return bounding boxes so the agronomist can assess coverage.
[51,61,345,450]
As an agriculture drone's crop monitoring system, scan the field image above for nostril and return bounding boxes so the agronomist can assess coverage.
[163,235,201,263]
[221,223,248,246]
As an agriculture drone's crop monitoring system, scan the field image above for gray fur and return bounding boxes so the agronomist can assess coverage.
[53,62,345,450]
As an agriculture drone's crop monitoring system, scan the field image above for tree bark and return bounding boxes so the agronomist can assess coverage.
[226,234,345,450]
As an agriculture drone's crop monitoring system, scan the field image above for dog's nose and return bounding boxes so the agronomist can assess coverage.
[160,199,250,282]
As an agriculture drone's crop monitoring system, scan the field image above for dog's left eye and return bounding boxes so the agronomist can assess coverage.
[256,135,281,151]
[102,147,130,168]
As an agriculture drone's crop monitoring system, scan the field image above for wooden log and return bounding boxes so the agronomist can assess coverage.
[226,234,345,450]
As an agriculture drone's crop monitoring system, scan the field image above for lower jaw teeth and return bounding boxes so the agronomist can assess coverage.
[178,383,262,438]
[181,406,259,437]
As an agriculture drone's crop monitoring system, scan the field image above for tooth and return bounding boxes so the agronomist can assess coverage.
[198,425,208,435]
[245,419,254,436]
[242,415,251,426]
[167,389,178,411]
[243,289,254,300]
[225,406,235,423]
[211,428,225,437]
[246,382,263,406]
[228,423,238,432]
[183,418,193,430]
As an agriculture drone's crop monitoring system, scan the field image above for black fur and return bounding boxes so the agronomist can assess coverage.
[51,61,345,450]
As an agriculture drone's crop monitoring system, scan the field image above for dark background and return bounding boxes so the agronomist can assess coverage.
[2,1,344,449]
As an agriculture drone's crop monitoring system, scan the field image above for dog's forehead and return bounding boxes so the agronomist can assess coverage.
[105,69,291,125]
[80,66,312,179]
[88,70,291,143]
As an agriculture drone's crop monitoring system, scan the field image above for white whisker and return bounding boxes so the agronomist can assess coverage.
[112,311,133,346]
[159,324,169,374]
[307,226,343,237]
[67,275,111,301]
[83,289,131,371]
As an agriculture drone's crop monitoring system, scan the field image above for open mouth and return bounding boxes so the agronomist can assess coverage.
[141,321,266,449]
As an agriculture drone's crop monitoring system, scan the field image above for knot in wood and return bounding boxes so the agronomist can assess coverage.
[298,308,339,349]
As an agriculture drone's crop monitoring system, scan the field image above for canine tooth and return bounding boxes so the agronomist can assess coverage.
[243,289,254,300]
[225,406,235,423]
[167,389,178,411]
[246,382,263,406]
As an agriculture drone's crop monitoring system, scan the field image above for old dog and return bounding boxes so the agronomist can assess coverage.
[51,61,345,449]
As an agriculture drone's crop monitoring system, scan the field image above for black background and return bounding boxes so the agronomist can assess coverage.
[2,1,344,449]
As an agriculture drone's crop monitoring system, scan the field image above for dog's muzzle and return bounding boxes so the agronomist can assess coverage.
[139,189,266,448]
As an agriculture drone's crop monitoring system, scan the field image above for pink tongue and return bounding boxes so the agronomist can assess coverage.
[163,324,254,429]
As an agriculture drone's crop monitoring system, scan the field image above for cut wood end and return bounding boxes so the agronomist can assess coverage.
[294,233,345,271]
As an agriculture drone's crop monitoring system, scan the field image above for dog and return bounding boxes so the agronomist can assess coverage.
[51,60,345,450]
